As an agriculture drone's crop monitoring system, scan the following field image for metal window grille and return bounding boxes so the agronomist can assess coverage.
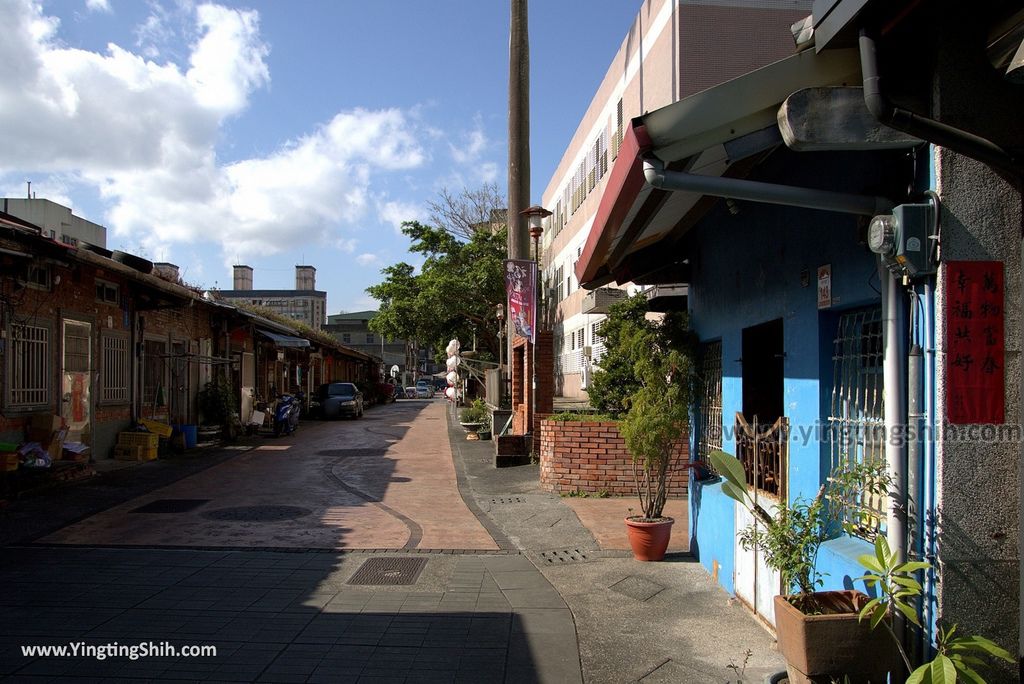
[828,306,886,535]
[10,324,49,406]
[736,414,789,499]
[698,341,723,463]
[102,335,130,403]
[63,321,91,373]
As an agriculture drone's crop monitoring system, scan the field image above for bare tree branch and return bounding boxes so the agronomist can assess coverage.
[427,183,506,241]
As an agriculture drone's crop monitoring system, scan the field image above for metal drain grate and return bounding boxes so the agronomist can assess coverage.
[201,505,312,522]
[538,549,591,564]
[347,557,428,585]
[131,499,211,514]
[491,497,526,504]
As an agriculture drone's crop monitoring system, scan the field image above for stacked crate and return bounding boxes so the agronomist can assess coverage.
[114,432,159,461]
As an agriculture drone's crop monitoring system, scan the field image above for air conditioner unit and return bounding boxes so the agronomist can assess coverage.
[581,287,627,314]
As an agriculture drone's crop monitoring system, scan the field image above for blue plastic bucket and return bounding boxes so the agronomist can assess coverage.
[174,425,198,449]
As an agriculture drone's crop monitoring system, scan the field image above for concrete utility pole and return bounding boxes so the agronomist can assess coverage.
[508,0,530,262]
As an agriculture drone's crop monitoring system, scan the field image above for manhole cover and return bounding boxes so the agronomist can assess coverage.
[347,557,428,586]
[201,505,312,522]
[610,575,665,602]
[538,549,590,564]
[131,499,211,514]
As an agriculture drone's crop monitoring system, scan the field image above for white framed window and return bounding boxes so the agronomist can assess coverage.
[101,333,130,403]
[8,322,50,408]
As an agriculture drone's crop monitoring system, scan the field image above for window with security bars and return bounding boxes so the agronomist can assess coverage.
[828,306,886,536]
[101,334,130,403]
[9,323,49,407]
[698,341,723,464]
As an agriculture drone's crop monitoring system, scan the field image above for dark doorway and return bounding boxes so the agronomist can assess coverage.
[742,319,784,424]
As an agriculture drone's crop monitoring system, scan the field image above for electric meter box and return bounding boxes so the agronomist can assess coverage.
[892,202,936,277]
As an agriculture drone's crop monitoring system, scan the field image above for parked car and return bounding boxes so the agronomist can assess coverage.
[315,382,364,419]
[405,386,417,399]
[415,380,433,399]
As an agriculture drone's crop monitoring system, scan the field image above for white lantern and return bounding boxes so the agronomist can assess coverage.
[446,371,459,384]
[446,338,461,356]
[446,356,461,370]
[445,387,456,399]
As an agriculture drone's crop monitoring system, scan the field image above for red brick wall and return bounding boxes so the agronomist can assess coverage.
[511,332,554,435]
[539,419,689,497]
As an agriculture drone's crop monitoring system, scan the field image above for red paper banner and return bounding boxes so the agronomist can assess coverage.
[504,259,536,343]
[946,261,1004,424]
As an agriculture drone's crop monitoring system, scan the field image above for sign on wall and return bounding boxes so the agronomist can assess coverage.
[504,259,536,343]
[817,264,832,310]
[946,260,1004,424]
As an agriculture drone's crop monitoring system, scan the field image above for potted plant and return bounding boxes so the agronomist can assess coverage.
[459,398,490,441]
[598,294,695,561]
[710,450,898,683]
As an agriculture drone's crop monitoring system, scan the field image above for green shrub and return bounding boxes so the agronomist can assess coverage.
[198,380,236,425]
[459,398,490,426]
[547,412,617,422]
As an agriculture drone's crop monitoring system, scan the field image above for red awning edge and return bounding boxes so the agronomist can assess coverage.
[575,122,652,288]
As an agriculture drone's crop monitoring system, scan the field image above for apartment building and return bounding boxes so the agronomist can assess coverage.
[2,198,106,248]
[540,0,810,399]
[216,265,327,330]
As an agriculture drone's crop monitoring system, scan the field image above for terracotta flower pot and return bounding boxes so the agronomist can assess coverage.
[774,590,898,684]
[624,516,674,561]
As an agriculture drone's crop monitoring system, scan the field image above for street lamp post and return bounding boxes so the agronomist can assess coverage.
[520,205,552,448]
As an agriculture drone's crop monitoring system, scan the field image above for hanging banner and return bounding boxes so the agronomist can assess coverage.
[504,259,536,342]
[945,260,1004,424]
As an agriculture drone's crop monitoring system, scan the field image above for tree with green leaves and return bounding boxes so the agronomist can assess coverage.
[366,220,506,362]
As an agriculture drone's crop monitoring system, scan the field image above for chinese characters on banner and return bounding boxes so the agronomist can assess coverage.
[504,259,536,343]
[946,261,1004,424]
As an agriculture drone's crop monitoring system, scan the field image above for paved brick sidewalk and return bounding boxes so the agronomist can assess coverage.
[0,547,581,683]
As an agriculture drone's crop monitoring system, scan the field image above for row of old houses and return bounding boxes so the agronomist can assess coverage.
[0,209,377,463]
[531,0,1023,677]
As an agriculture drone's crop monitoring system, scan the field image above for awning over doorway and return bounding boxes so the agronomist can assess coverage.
[257,329,311,348]
[575,47,863,289]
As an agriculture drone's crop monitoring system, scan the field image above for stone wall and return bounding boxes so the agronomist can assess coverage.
[539,418,689,496]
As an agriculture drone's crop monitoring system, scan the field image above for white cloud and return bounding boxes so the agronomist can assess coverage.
[449,116,488,164]
[356,253,379,266]
[335,237,358,253]
[377,199,424,234]
[0,1,428,264]
[85,0,111,13]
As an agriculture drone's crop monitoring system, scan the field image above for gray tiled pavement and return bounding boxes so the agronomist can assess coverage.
[0,547,582,683]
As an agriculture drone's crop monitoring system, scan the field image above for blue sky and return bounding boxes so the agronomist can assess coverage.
[0,0,640,312]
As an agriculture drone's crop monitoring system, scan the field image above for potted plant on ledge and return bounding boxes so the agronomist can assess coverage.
[608,295,695,562]
[710,450,898,683]
[459,398,490,441]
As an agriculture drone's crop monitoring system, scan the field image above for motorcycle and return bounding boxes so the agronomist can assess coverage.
[273,393,301,436]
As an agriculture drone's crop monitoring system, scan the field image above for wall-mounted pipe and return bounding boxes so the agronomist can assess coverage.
[859,29,1021,182]
[642,158,893,216]
[881,260,908,570]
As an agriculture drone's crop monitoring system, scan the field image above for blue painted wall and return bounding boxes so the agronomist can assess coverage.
[686,149,901,596]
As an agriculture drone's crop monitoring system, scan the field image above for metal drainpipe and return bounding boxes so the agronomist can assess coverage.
[642,158,893,216]
[858,29,1020,183]
[881,261,908,567]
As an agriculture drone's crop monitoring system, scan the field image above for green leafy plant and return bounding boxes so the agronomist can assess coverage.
[459,398,490,426]
[857,535,1013,683]
[605,295,696,521]
[725,648,753,683]
[710,450,890,611]
[547,411,617,422]
[198,380,237,426]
